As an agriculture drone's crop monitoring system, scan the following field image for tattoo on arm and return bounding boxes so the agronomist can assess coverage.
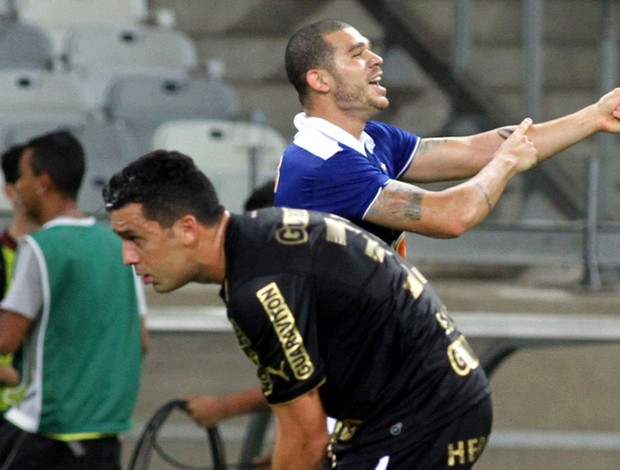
[474,181,493,213]
[375,183,424,222]
[401,192,423,221]
[417,138,447,155]
[497,128,514,140]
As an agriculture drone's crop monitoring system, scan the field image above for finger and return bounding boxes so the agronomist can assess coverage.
[512,117,533,136]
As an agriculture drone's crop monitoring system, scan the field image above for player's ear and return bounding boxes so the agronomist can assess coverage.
[36,172,53,196]
[175,214,200,245]
[306,68,330,93]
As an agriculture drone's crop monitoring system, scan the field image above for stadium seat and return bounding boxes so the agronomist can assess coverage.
[0,20,54,69]
[16,0,148,60]
[16,0,146,26]
[76,122,141,214]
[64,25,199,111]
[152,119,285,213]
[0,69,89,209]
[107,76,241,154]
[0,69,88,128]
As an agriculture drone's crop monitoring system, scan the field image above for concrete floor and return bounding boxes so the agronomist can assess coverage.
[121,264,620,469]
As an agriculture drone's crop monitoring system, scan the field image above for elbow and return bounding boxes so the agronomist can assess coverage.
[437,220,470,238]
[420,217,471,239]
[274,434,330,469]
[303,434,330,468]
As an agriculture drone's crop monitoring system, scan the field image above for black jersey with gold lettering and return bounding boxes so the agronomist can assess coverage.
[222,208,490,450]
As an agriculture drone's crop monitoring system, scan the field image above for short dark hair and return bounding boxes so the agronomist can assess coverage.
[26,131,85,199]
[285,19,350,106]
[103,150,224,228]
[244,179,274,212]
[1,144,25,185]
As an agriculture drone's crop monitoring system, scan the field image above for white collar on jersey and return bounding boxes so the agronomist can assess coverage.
[43,216,96,230]
[293,113,376,158]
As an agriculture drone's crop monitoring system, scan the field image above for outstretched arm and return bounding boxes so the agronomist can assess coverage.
[366,118,537,238]
[184,386,267,428]
[404,88,620,183]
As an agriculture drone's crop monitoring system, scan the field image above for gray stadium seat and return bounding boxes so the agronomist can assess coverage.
[0,69,89,146]
[64,25,199,110]
[0,69,88,210]
[151,119,285,213]
[107,76,241,154]
[17,0,148,61]
[16,0,146,25]
[0,69,86,117]
[0,20,54,69]
[76,122,141,214]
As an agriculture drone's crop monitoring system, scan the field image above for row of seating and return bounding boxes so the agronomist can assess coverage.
[0,117,285,217]
[0,1,285,217]
[0,20,204,108]
[6,0,148,28]
[0,68,241,143]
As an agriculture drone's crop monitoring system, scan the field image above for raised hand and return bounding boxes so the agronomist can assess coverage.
[595,88,620,133]
[496,117,538,173]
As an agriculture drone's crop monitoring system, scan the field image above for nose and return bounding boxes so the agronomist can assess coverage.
[367,49,383,67]
[122,241,140,266]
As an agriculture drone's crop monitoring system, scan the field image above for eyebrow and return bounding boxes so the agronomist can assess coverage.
[347,40,370,53]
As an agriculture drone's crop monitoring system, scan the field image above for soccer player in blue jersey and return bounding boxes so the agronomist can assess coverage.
[181,20,620,461]
[275,19,620,256]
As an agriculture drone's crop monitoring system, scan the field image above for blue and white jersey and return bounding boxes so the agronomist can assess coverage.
[274,113,420,253]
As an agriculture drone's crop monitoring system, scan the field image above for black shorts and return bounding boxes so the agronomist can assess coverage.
[326,395,493,470]
[0,418,121,470]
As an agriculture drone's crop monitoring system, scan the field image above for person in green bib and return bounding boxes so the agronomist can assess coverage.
[0,131,148,470]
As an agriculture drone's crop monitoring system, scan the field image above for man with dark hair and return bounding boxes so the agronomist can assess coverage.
[0,144,39,409]
[276,20,620,256]
[104,138,535,468]
[0,131,148,470]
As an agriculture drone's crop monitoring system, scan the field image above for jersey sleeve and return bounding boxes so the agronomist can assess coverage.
[227,274,325,405]
[0,237,43,320]
[365,121,420,179]
[310,152,390,220]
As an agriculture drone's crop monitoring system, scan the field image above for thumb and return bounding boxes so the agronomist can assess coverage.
[512,117,533,136]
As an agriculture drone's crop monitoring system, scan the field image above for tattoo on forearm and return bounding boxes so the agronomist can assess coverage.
[385,187,423,221]
[401,192,423,221]
[474,182,493,213]
[374,184,424,222]
[497,128,514,140]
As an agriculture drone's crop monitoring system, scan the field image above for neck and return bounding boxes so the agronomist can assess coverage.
[8,214,39,240]
[39,197,83,224]
[304,102,371,139]
[197,211,231,285]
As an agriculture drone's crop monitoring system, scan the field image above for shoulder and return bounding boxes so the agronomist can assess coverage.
[365,121,416,140]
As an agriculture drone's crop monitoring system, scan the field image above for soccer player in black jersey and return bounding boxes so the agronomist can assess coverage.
[105,151,493,469]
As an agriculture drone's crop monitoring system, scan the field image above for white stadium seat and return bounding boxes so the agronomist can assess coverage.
[16,0,146,26]
[0,69,87,126]
[152,119,285,213]
[107,76,241,154]
[16,0,148,61]
[64,25,198,111]
[0,20,54,69]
